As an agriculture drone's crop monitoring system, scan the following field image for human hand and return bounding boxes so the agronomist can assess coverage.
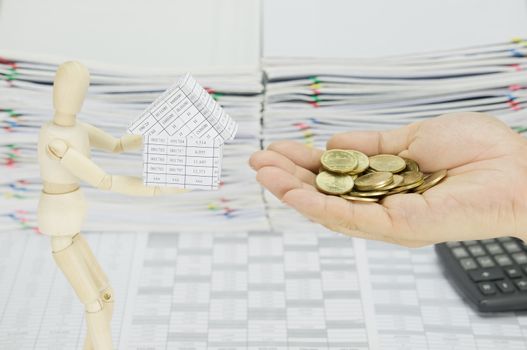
[250,112,527,247]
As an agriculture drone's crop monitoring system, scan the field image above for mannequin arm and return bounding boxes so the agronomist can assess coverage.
[81,122,143,153]
[47,139,186,196]
[109,175,187,195]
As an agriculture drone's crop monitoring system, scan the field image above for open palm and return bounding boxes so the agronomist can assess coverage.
[250,112,527,247]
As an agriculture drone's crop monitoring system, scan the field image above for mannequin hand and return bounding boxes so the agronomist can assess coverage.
[119,134,143,152]
[106,175,188,195]
[250,112,527,247]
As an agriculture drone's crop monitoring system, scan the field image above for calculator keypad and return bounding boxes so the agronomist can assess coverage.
[445,237,527,297]
[496,280,515,293]
[451,247,469,258]
[485,243,503,255]
[505,267,522,278]
[469,268,504,282]
[468,245,486,256]
[515,279,527,291]
[503,241,522,253]
[512,252,527,265]
[494,254,513,266]
[478,282,497,295]
[460,258,477,270]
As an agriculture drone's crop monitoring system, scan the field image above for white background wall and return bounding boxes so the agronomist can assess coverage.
[263,0,527,58]
[1,0,527,69]
[0,0,261,72]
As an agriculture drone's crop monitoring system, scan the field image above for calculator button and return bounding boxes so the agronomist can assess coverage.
[498,237,513,243]
[451,247,469,258]
[485,243,503,255]
[469,268,504,282]
[459,258,478,270]
[446,241,461,248]
[496,280,515,294]
[515,279,527,291]
[503,241,521,253]
[505,267,522,278]
[481,239,496,244]
[494,254,513,267]
[463,240,479,246]
[512,252,527,265]
[476,256,495,268]
[467,245,485,257]
[478,282,497,295]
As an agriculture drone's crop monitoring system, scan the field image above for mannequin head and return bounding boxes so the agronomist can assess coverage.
[52,61,90,126]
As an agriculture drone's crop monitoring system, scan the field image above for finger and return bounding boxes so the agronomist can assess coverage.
[266,141,323,172]
[282,188,432,246]
[282,188,394,235]
[249,150,317,186]
[326,122,421,155]
[256,166,316,200]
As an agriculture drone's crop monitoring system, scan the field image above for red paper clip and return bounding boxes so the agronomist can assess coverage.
[0,56,17,69]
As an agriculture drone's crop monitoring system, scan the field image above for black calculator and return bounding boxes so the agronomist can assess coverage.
[435,237,527,312]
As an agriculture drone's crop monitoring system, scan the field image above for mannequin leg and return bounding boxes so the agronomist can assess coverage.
[51,235,113,350]
[72,234,115,350]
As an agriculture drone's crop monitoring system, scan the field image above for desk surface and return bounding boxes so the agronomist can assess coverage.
[1,228,527,350]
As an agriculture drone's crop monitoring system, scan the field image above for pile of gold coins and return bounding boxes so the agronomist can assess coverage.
[316,149,447,202]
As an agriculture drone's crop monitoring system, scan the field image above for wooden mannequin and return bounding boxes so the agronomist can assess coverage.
[37,61,183,349]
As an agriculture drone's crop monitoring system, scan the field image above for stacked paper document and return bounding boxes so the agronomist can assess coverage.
[263,40,527,149]
[0,55,267,232]
[2,40,527,234]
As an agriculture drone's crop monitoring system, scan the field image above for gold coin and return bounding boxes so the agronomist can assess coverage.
[369,154,406,173]
[404,180,424,190]
[385,180,424,195]
[316,171,354,195]
[321,149,358,174]
[355,172,393,191]
[402,157,419,172]
[348,190,388,197]
[400,171,424,186]
[340,194,379,202]
[378,174,404,190]
[414,169,447,193]
[346,150,369,175]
